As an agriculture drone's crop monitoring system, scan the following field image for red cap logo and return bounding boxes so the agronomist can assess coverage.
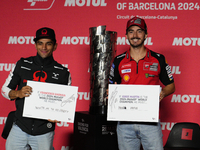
[41,29,48,35]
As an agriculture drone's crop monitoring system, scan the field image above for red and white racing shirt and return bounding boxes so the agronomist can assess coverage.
[109,47,174,86]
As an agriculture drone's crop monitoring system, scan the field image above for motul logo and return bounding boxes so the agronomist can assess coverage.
[172,37,200,46]
[0,63,15,71]
[0,117,7,125]
[160,122,175,131]
[64,0,107,7]
[117,37,153,46]
[8,36,34,44]
[61,36,153,45]
[77,92,90,100]
[171,94,200,103]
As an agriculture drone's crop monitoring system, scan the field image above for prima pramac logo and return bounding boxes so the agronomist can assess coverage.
[24,0,55,10]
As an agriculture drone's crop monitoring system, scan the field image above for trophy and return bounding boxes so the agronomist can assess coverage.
[73,26,118,150]
[89,25,117,115]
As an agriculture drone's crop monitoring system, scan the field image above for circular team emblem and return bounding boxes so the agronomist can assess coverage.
[41,29,48,35]
[123,74,130,82]
[33,70,47,82]
[47,123,52,128]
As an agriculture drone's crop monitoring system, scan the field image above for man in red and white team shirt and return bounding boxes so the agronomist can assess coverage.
[109,17,175,150]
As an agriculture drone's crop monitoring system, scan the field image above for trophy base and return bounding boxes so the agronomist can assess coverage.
[73,111,118,150]
[89,105,107,115]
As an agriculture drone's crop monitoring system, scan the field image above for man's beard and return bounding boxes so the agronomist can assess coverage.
[128,37,146,48]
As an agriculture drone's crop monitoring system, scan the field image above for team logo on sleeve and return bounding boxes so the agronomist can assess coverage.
[166,65,174,81]
[110,63,115,77]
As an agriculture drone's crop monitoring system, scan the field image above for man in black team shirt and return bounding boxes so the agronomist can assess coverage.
[2,27,71,150]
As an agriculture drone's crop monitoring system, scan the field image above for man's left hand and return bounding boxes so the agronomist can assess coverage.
[48,119,61,123]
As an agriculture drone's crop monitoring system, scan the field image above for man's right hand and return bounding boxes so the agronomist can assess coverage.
[9,86,32,100]
[106,82,117,99]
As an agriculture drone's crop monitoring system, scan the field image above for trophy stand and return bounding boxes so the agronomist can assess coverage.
[73,26,118,150]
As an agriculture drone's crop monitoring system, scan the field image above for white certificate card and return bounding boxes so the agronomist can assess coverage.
[107,84,160,122]
[23,80,78,123]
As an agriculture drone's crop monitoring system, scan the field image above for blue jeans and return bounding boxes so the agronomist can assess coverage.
[117,121,163,150]
[6,123,54,150]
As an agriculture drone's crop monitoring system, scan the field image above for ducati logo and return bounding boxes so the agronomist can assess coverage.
[33,71,47,82]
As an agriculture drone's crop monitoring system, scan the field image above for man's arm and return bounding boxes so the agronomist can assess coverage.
[160,82,175,101]
[8,86,32,100]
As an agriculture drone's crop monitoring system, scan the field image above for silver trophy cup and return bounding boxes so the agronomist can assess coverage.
[89,26,117,115]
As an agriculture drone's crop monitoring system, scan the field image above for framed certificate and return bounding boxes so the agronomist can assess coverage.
[107,84,160,122]
[23,80,78,123]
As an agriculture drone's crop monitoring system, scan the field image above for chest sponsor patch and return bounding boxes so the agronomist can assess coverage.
[143,62,158,72]
[122,63,131,68]
[52,72,59,80]
[123,74,130,82]
[121,69,131,74]
[150,63,158,71]
[144,62,150,70]
[145,73,155,78]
